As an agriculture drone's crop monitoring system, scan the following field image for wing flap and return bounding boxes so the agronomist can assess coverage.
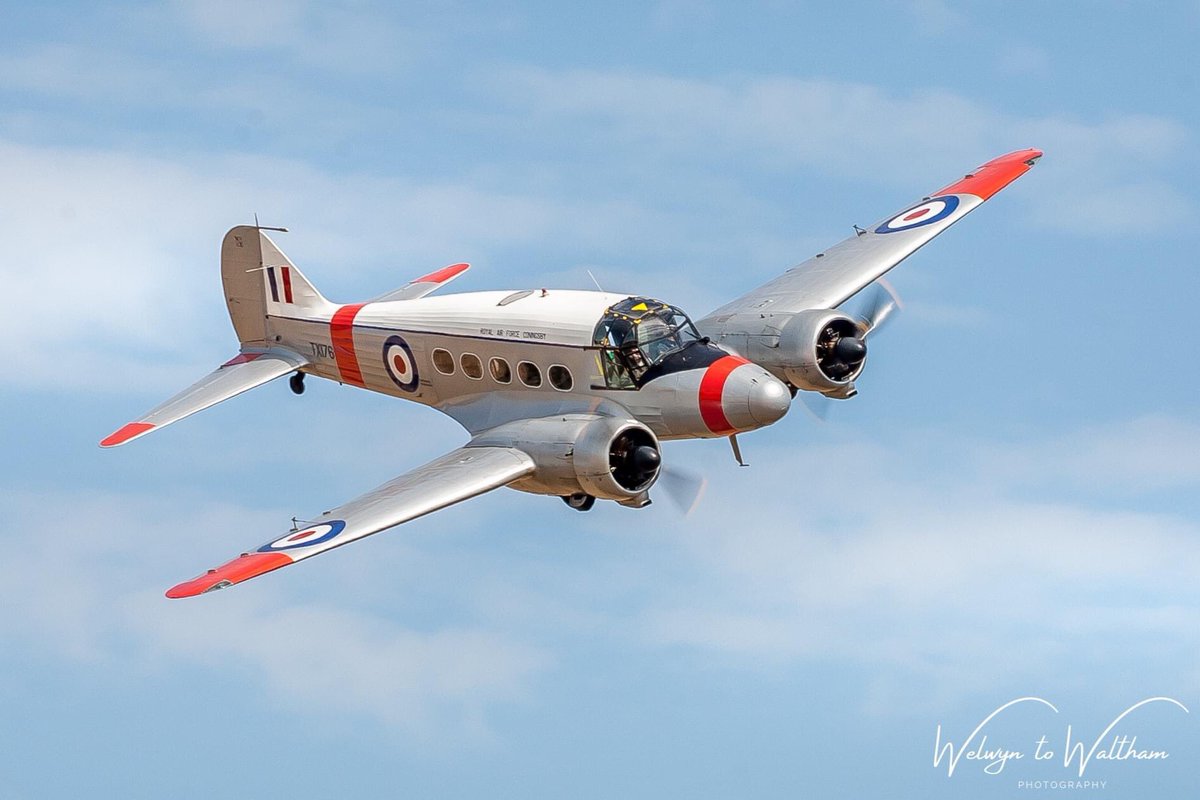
[166,445,535,598]
[373,262,470,302]
[99,347,308,447]
[698,149,1041,330]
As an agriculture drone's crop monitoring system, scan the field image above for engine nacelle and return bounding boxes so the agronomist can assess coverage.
[469,415,661,501]
[738,309,865,397]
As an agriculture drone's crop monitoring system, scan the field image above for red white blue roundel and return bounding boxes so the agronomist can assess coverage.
[258,520,346,552]
[875,195,961,234]
[383,335,419,392]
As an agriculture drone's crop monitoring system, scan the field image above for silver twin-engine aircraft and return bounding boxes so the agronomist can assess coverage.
[101,149,1041,598]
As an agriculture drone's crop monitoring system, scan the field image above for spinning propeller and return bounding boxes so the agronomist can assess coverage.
[658,464,707,515]
[804,279,903,420]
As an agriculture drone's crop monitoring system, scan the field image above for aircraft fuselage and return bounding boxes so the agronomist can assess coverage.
[264,288,791,441]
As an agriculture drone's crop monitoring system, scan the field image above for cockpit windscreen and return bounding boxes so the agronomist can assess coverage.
[593,297,702,388]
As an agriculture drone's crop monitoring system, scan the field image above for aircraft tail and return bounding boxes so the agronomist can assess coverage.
[221,225,332,346]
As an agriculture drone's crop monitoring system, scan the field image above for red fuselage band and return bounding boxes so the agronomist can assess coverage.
[331,303,369,387]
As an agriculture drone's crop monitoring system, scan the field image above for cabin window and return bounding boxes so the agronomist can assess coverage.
[460,353,484,380]
[432,348,455,375]
[490,357,512,384]
[517,361,542,387]
[548,365,573,391]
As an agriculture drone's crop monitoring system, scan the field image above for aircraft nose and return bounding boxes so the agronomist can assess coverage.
[708,362,791,432]
[747,371,791,426]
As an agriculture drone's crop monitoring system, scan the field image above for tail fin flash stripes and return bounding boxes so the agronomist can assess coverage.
[265,266,296,304]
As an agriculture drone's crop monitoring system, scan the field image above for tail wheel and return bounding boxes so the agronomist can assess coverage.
[289,372,306,395]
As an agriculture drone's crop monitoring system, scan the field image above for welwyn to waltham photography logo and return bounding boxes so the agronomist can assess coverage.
[933,696,1189,789]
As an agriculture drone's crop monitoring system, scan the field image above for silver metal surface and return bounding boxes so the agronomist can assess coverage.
[250,446,536,567]
[110,347,308,443]
[697,194,984,334]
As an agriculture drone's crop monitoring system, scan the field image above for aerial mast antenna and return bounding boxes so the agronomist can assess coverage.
[253,212,288,233]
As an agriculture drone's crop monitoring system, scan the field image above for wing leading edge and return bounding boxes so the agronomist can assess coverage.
[165,445,535,598]
[698,149,1042,330]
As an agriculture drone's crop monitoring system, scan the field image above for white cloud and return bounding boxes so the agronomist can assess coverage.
[166,0,423,74]
[0,489,551,736]
[0,138,691,392]
[7,52,1187,397]
[977,414,1200,493]
[7,414,1200,725]
[491,68,1192,235]
[132,597,548,732]
[0,43,164,101]
[632,420,1200,707]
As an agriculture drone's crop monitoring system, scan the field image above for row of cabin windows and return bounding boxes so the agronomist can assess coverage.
[429,347,574,391]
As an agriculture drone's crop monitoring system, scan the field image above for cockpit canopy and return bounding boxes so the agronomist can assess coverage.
[593,297,702,388]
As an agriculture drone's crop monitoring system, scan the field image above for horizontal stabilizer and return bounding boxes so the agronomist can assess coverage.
[100,347,308,447]
[373,263,470,302]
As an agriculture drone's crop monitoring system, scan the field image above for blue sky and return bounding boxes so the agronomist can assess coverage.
[3,2,1199,797]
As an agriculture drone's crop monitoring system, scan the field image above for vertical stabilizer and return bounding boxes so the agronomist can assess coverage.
[221,226,332,346]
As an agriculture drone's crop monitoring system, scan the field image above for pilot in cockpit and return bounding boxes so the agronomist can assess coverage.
[594,298,702,389]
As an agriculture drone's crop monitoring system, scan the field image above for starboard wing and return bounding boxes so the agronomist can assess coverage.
[698,149,1041,331]
[165,445,535,598]
[99,347,309,447]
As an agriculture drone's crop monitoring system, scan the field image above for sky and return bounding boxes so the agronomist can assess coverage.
[3,1,1200,797]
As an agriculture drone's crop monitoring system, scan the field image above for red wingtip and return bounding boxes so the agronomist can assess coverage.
[934,148,1043,201]
[166,552,294,599]
[413,262,469,285]
[99,422,156,448]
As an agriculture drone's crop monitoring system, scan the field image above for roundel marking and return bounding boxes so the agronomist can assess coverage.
[383,335,419,392]
[258,519,346,552]
[874,194,961,234]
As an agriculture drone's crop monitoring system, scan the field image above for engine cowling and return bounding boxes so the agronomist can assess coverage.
[769,309,867,397]
[725,309,867,395]
[469,415,661,501]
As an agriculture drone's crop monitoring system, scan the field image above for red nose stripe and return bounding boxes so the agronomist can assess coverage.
[166,552,294,599]
[699,355,750,435]
[330,303,369,387]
